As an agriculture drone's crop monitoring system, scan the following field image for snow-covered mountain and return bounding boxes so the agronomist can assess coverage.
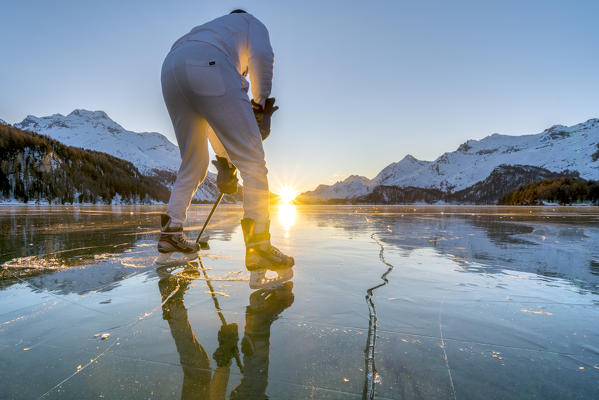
[0,118,8,126]
[307,175,372,200]
[301,119,599,202]
[1,123,171,205]
[13,109,228,202]
[15,110,180,174]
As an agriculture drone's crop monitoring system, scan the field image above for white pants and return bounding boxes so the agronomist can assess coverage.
[161,43,270,225]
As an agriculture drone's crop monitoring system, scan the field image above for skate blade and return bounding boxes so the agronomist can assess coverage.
[249,267,293,290]
[155,252,198,266]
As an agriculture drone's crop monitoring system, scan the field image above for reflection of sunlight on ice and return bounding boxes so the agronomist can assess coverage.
[204,290,230,297]
[277,204,296,237]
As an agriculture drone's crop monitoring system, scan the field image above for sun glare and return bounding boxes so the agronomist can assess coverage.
[277,203,297,235]
[278,185,298,204]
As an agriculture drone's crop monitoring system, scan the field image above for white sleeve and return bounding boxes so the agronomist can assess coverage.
[248,17,274,107]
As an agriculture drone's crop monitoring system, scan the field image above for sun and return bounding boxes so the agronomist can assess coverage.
[277,185,298,204]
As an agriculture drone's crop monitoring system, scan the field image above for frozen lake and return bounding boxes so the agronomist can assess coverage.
[1,205,598,399]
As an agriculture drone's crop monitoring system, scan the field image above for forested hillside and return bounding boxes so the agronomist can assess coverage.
[0,124,170,204]
[499,177,599,205]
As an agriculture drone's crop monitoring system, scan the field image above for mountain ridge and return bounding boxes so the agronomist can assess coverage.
[299,118,599,203]
[13,109,227,202]
[15,109,180,174]
[0,124,170,204]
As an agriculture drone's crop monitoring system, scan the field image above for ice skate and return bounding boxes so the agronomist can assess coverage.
[155,214,200,266]
[241,218,295,271]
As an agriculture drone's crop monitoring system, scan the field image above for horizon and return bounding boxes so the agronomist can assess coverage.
[7,108,597,192]
[1,0,598,192]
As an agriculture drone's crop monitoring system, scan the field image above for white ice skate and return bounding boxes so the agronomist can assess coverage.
[241,218,295,270]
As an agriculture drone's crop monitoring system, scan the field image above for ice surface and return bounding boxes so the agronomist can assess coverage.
[1,205,598,399]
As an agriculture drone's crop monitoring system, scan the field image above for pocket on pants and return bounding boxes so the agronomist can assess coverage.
[184,60,226,96]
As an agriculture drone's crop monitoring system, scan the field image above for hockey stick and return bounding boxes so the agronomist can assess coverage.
[197,257,244,373]
[196,192,224,248]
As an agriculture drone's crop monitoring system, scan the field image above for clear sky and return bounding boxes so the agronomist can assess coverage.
[1,0,598,192]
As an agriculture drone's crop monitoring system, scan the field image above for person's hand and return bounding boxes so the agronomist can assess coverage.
[251,97,278,140]
[212,156,238,194]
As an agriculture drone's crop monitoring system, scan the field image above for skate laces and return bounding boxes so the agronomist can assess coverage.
[268,245,287,259]
[165,231,195,247]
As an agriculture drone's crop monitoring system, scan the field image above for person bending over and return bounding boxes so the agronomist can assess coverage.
[157,9,294,271]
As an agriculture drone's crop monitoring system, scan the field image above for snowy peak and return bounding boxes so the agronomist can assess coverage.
[384,154,424,167]
[372,154,433,187]
[20,110,128,136]
[299,174,371,201]
[543,124,568,133]
[69,109,109,119]
[15,109,181,174]
[344,174,371,185]
[400,154,418,162]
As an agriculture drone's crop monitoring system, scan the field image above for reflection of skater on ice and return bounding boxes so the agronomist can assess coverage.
[231,281,294,399]
[158,267,227,399]
[158,261,294,399]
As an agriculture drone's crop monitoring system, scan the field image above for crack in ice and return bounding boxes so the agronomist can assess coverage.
[39,339,119,399]
[363,233,395,400]
[36,275,185,398]
[439,301,457,399]
[138,281,181,321]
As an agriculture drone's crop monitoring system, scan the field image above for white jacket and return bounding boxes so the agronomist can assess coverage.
[171,13,274,107]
